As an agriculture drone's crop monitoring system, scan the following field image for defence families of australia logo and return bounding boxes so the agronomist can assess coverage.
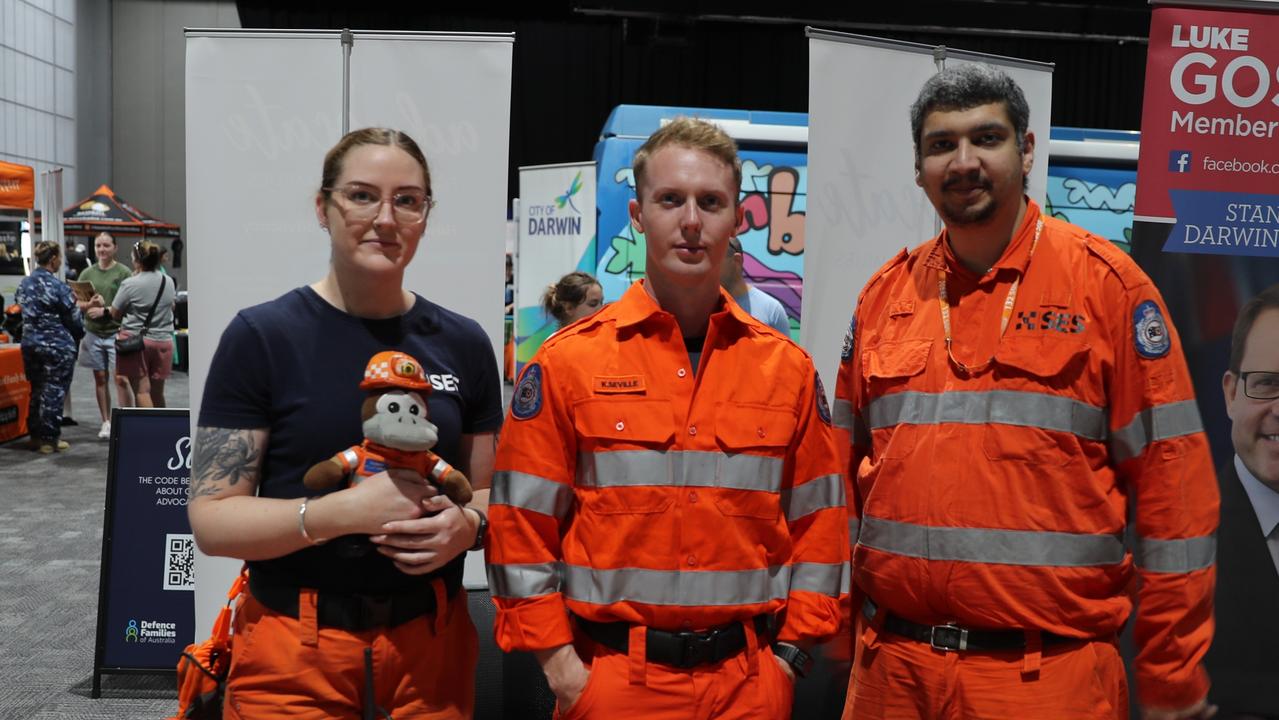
[124,617,178,644]
[527,171,584,237]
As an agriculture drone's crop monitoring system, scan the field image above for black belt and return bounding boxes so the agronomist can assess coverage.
[574,613,777,669]
[863,599,1079,652]
[249,573,460,632]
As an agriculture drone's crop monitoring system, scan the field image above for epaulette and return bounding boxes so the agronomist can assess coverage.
[1081,230,1146,291]
[857,247,912,307]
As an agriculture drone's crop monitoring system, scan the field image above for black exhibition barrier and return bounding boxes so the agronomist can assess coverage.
[92,408,195,698]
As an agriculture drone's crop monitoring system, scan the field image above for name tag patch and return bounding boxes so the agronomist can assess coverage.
[594,375,646,394]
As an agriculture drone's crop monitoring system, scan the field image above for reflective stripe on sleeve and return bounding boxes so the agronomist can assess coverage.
[849,518,861,543]
[561,564,791,607]
[864,390,1107,441]
[491,470,574,519]
[832,399,854,430]
[1109,400,1205,463]
[858,516,1126,567]
[791,560,850,596]
[781,474,845,523]
[1135,534,1216,573]
[578,450,783,493]
[488,561,562,599]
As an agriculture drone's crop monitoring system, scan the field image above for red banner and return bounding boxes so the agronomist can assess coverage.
[1135,5,1279,256]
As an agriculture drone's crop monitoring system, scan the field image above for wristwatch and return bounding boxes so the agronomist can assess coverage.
[467,507,488,552]
[772,642,813,678]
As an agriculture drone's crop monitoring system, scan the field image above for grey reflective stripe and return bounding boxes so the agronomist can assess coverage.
[562,564,791,606]
[849,518,861,543]
[491,471,575,519]
[858,516,1126,567]
[832,399,854,430]
[488,561,561,599]
[791,561,849,596]
[1110,400,1205,463]
[781,474,845,522]
[1136,534,1216,573]
[579,450,783,493]
[864,390,1107,441]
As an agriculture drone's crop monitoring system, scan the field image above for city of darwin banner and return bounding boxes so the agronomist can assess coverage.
[1135,3,1279,256]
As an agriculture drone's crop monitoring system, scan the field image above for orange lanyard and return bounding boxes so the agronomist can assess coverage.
[936,216,1043,375]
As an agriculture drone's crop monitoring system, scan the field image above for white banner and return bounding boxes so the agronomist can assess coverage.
[185,29,512,635]
[514,161,596,374]
[801,31,1053,395]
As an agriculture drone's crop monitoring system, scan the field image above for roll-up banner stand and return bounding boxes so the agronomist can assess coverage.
[515,161,597,376]
[801,29,1052,395]
[185,29,513,635]
[91,408,194,696]
[1134,0,1279,257]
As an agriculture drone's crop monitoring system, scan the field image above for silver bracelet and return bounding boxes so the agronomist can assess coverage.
[298,497,326,546]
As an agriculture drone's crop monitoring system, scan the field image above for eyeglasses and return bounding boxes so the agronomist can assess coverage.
[323,183,435,224]
[1239,371,1279,400]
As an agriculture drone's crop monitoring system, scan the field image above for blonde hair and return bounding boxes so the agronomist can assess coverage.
[542,271,600,326]
[33,240,60,266]
[132,240,163,271]
[632,117,741,200]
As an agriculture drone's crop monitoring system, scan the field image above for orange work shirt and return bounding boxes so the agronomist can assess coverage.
[489,281,849,651]
[833,199,1218,710]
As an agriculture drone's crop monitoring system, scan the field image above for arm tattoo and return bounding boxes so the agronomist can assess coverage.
[190,427,263,499]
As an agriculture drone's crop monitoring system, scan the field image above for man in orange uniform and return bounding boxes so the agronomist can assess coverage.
[834,63,1218,720]
[487,118,849,720]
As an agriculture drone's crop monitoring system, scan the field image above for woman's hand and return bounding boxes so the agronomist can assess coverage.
[86,307,105,320]
[89,293,104,308]
[339,468,438,536]
[370,493,478,575]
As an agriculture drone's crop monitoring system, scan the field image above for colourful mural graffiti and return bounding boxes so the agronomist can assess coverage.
[1044,164,1137,252]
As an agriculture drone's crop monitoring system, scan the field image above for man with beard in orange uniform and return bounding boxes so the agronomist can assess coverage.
[834,64,1218,720]
[488,118,848,720]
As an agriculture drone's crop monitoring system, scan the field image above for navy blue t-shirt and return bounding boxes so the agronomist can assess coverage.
[199,286,503,594]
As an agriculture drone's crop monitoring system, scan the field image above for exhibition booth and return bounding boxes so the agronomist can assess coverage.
[0,160,34,443]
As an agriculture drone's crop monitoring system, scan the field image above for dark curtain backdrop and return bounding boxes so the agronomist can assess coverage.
[237,1,1153,208]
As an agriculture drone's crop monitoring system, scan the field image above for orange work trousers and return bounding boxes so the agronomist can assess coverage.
[555,633,795,720]
[843,616,1127,720]
[224,588,477,719]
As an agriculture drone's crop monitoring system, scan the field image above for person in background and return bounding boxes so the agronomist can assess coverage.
[720,237,790,335]
[106,240,175,408]
[542,270,603,329]
[489,118,847,720]
[188,127,502,719]
[1209,284,1279,720]
[834,63,1217,720]
[15,240,83,453]
[76,232,134,439]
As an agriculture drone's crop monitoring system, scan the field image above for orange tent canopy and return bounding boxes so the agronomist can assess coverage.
[0,161,35,210]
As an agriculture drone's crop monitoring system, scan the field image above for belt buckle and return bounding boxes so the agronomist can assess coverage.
[675,630,717,668]
[359,595,394,629]
[929,623,968,652]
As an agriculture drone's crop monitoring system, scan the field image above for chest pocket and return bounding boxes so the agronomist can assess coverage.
[983,337,1095,466]
[862,339,932,459]
[574,397,675,514]
[713,404,794,520]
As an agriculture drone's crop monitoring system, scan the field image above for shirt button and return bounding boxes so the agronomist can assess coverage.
[615,421,625,431]
[757,427,766,438]
[688,425,697,436]
[687,555,697,567]
[688,491,698,503]
[677,368,687,378]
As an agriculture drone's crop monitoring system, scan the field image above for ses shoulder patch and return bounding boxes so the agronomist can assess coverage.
[1133,300,1171,359]
[512,363,544,420]
[815,371,832,425]
[840,315,856,363]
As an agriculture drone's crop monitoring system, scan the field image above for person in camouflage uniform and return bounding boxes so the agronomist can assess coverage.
[16,241,83,453]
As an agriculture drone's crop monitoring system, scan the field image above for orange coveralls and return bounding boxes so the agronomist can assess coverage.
[833,200,1218,718]
[488,281,849,719]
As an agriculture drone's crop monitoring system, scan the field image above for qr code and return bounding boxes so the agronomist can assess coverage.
[164,533,195,591]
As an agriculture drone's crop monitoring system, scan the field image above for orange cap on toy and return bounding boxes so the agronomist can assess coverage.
[360,350,432,392]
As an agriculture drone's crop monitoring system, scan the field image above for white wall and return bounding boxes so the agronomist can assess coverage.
[0,0,77,208]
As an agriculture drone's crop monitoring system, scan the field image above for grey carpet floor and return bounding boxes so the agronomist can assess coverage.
[0,365,189,719]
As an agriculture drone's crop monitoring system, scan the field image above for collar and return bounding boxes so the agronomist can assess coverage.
[924,196,1041,277]
[611,279,752,331]
[1235,455,1279,538]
